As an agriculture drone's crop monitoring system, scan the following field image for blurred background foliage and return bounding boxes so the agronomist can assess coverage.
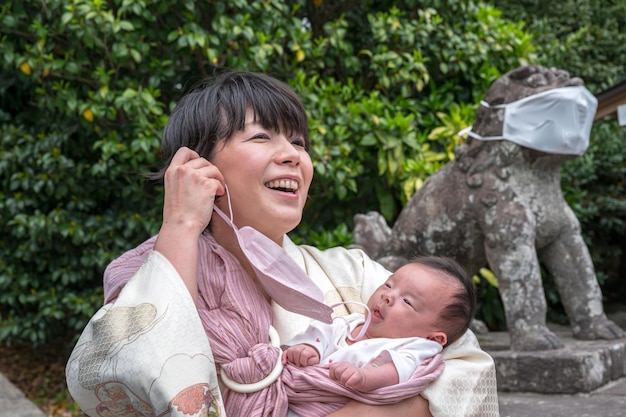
[1,0,625,345]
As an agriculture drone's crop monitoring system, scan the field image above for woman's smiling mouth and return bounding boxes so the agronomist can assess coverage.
[265,179,299,193]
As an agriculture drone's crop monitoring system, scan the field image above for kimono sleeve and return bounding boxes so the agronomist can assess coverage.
[103,235,157,303]
[421,330,500,417]
[66,251,226,417]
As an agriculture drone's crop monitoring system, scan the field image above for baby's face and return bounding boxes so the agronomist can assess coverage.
[365,264,453,340]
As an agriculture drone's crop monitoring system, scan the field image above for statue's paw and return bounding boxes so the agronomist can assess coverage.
[470,318,489,335]
[351,211,391,259]
[573,316,626,340]
[377,255,409,272]
[510,327,563,351]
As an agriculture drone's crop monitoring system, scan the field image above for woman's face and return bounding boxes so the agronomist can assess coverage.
[211,110,313,242]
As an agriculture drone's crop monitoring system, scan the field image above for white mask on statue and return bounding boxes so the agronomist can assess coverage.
[460,86,598,155]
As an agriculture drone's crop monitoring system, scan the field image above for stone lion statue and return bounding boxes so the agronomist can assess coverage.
[353,65,625,351]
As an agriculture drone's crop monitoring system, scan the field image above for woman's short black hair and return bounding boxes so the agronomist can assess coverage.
[152,70,309,180]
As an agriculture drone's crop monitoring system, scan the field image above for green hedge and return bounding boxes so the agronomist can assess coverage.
[1,0,535,345]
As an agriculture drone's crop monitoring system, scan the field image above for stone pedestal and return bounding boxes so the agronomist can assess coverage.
[478,326,626,393]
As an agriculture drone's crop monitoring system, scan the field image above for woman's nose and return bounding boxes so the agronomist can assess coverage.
[276,137,300,166]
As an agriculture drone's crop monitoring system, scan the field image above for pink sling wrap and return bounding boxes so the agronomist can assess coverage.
[104,234,444,417]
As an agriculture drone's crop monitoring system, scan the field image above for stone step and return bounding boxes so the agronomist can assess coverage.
[479,326,626,393]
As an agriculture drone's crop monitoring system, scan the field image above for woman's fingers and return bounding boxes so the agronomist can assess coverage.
[179,156,226,196]
[169,147,225,192]
[170,146,201,165]
[162,147,225,234]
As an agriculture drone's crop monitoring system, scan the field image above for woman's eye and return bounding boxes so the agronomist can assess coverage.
[253,133,270,140]
[291,138,306,148]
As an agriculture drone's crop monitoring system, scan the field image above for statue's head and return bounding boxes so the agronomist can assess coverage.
[472,65,586,137]
[455,65,596,184]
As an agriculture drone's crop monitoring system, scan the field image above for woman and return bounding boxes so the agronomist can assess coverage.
[67,70,498,417]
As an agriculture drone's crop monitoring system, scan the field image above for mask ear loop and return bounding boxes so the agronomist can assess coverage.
[223,184,236,224]
[212,184,236,226]
[330,301,372,342]
[457,101,498,138]
[213,184,248,239]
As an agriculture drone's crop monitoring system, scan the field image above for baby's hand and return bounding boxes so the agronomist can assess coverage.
[282,344,320,366]
[328,361,369,391]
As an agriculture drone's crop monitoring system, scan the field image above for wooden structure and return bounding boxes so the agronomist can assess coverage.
[595,80,626,122]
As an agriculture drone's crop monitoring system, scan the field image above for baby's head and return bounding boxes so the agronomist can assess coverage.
[366,256,476,347]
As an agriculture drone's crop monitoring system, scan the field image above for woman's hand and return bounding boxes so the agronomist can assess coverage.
[155,147,225,303]
[325,396,433,417]
[161,147,225,236]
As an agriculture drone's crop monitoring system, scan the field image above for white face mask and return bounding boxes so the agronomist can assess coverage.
[461,86,598,155]
[213,186,333,324]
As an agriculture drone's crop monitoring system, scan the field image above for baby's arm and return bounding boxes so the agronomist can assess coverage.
[328,361,399,392]
[282,344,321,367]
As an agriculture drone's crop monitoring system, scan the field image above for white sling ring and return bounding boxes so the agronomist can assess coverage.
[219,325,284,393]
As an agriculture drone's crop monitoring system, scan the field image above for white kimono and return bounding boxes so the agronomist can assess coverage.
[66,235,500,417]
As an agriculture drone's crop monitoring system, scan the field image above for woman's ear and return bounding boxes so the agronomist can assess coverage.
[427,332,447,347]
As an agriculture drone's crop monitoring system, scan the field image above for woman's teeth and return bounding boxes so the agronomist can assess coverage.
[265,179,299,192]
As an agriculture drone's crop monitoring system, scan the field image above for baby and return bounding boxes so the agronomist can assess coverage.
[282,256,476,392]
